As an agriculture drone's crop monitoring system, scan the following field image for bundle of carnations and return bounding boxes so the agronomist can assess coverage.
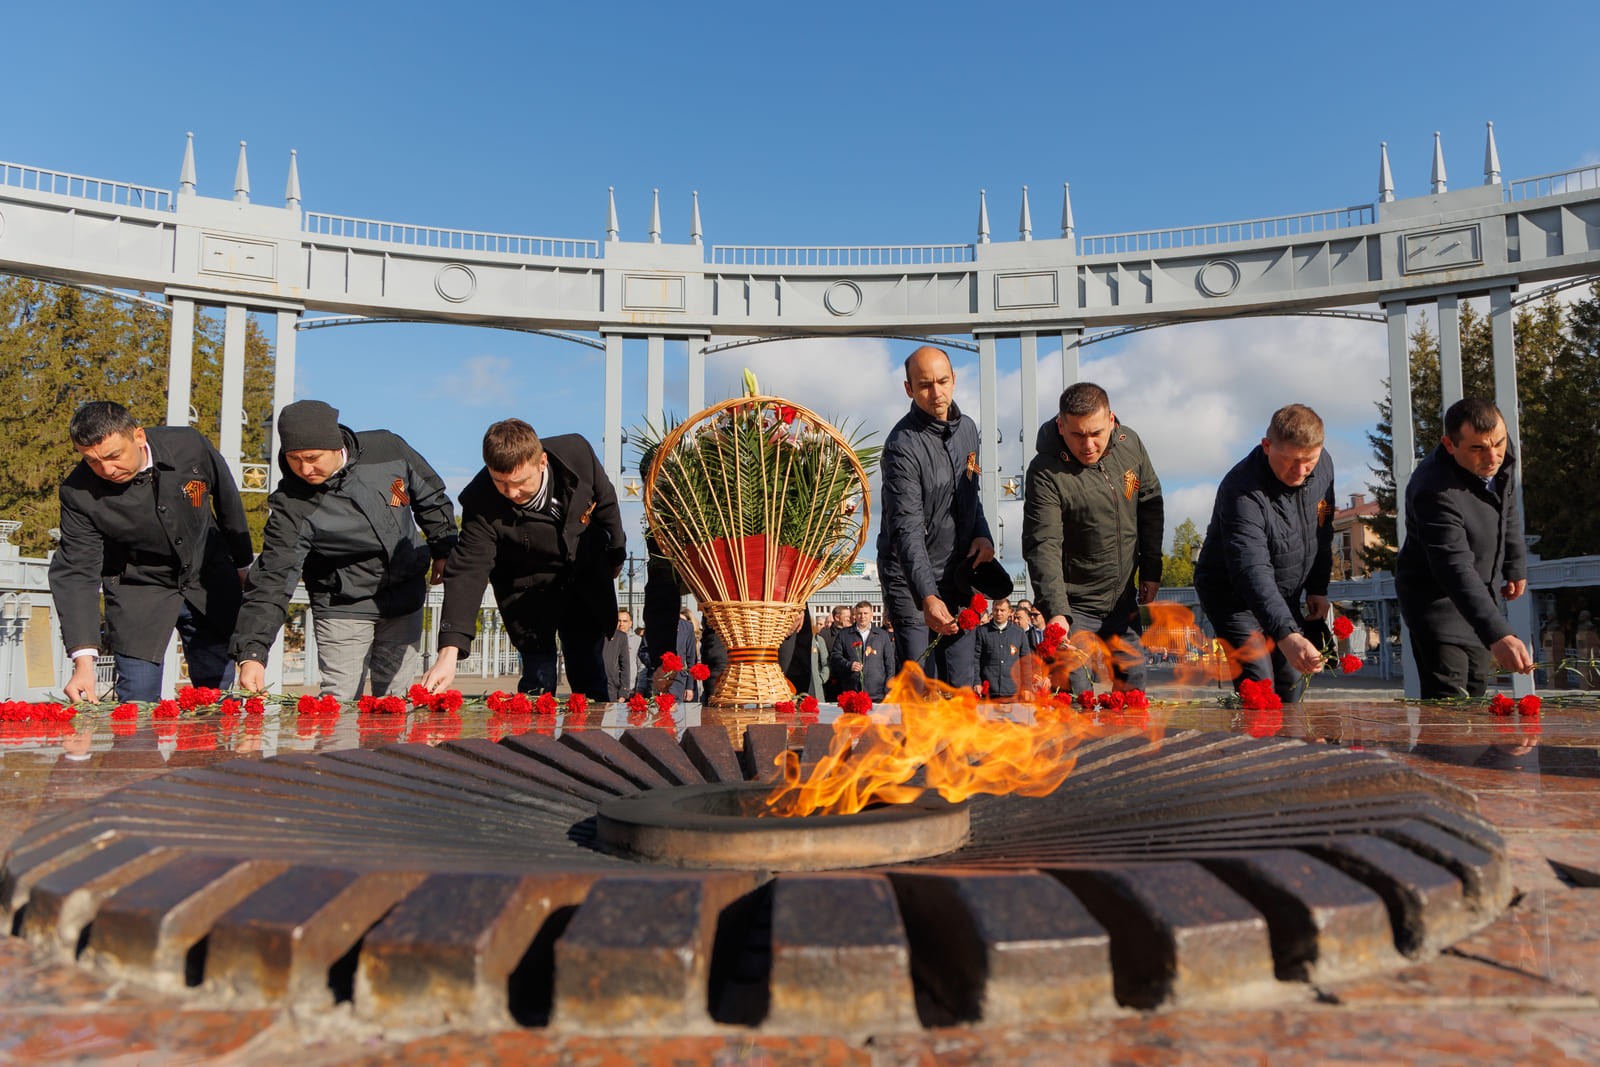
[642,373,878,707]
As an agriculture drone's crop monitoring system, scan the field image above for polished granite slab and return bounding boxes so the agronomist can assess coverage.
[2,684,1597,1065]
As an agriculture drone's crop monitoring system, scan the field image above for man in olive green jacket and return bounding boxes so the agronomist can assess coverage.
[1022,383,1164,692]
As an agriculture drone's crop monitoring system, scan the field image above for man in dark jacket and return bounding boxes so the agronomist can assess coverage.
[830,601,896,701]
[1194,404,1335,702]
[50,401,253,703]
[1022,383,1164,692]
[232,401,457,700]
[1396,398,1533,697]
[974,597,1026,698]
[877,346,995,686]
[420,420,624,698]
[603,609,640,699]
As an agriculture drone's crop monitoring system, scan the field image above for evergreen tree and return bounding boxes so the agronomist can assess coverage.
[1162,517,1202,587]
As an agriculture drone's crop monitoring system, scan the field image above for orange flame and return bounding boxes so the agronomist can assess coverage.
[763,600,1289,817]
[765,662,1136,817]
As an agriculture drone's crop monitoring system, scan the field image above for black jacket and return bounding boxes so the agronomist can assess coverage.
[975,620,1027,697]
[1194,445,1335,642]
[830,625,896,701]
[230,427,457,664]
[438,434,625,654]
[1022,417,1163,622]
[1396,443,1527,648]
[876,401,993,606]
[50,426,254,662]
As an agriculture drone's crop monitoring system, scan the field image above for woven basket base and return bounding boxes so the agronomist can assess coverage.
[701,600,800,708]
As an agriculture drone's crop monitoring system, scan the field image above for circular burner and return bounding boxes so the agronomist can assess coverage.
[596,783,969,870]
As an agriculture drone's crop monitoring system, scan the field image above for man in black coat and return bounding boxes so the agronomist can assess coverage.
[877,346,995,686]
[830,601,896,701]
[1194,404,1335,702]
[50,401,253,703]
[1396,398,1534,697]
[974,597,1027,698]
[232,400,457,700]
[420,420,624,698]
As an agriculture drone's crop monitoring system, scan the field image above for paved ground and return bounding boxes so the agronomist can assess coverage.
[2,689,1597,1065]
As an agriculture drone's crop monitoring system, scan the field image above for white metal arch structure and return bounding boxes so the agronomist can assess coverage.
[4,129,1600,696]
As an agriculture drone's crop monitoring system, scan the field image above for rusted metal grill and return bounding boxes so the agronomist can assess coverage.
[0,725,1509,1035]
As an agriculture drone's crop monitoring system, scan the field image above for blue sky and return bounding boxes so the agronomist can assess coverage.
[4,1,1596,575]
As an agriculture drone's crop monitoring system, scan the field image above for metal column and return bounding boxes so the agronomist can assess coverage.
[166,298,196,429]
[1490,286,1536,698]
[1437,293,1463,415]
[687,335,706,414]
[1386,300,1420,699]
[1059,327,1081,388]
[269,310,298,492]
[977,334,1000,538]
[603,333,625,489]
[646,335,666,433]
[220,305,247,484]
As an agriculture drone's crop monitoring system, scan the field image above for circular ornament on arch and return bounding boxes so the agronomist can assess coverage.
[1197,258,1241,298]
[823,279,863,316]
[434,263,477,303]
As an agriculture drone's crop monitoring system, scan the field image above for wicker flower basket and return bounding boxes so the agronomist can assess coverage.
[643,394,875,707]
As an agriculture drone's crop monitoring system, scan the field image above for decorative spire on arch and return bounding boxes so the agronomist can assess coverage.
[690,190,703,246]
[649,188,661,244]
[1483,121,1501,185]
[1060,182,1074,240]
[285,149,301,210]
[606,187,619,242]
[1018,185,1032,241]
[179,132,197,197]
[1378,141,1395,203]
[1431,131,1448,194]
[233,141,251,204]
[977,189,990,244]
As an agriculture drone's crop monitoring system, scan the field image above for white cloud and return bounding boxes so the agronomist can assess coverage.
[441,354,519,406]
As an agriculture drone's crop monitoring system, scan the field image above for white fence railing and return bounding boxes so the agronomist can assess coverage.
[1078,205,1376,257]
[0,159,172,212]
[303,212,599,259]
[710,244,975,267]
[1507,164,1600,202]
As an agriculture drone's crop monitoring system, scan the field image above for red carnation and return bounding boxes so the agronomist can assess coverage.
[1518,694,1542,717]
[1039,622,1068,656]
[486,691,509,713]
[1487,692,1515,716]
[535,693,558,715]
[1123,689,1150,710]
[111,703,138,721]
[957,608,981,631]
[1332,616,1354,640]
[839,691,873,714]
[1098,691,1125,712]
[774,699,796,716]
[627,693,649,714]
[1340,654,1362,674]
[508,692,532,715]
[567,693,588,715]
[656,693,676,715]
[1076,690,1096,710]
[244,697,265,717]
[778,404,797,424]
[408,684,432,706]
[798,694,819,716]
[660,652,684,672]
[969,593,988,614]
[1238,678,1282,712]
[689,663,710,682]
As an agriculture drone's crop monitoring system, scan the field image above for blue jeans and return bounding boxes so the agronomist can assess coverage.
[113,604,235,702]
